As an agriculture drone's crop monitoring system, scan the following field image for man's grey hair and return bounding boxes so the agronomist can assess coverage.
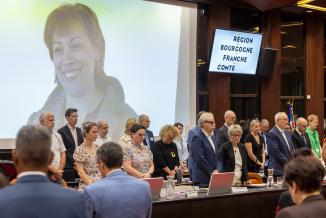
[228,124,243,137]
[97,142,123,169]
[15,125,52,167]
[198,112,214,128]
[224,110,235,118]
[275,112,287,123]
[260,119,269,127]
[138,114,149,123]
[97,120,108,128]
[38,112,54,125]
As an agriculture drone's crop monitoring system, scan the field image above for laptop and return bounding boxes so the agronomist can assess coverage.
[207,172,235,196]
[143,177,164,200]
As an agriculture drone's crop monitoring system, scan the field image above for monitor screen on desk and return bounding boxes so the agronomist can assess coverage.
[208,172,234,196]
[208,29,262,75]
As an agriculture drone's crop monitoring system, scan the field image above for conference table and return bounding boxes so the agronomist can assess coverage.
[152,185,326,218]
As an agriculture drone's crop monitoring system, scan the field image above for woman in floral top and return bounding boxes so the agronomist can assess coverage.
[73,122,102,191]
[123,124,154,178]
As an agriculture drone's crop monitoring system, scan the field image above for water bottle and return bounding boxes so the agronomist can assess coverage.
[266,168,274,188]
[176,168,183,184]
[166,175,176,199]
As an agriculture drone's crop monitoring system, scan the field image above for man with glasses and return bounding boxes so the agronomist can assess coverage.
[189,112,222,187]
[291,117,311,150]
[267,112,294,177]
[215,110,237,147]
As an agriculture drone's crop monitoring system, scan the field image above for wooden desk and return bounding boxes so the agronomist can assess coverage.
[153,187,284,218]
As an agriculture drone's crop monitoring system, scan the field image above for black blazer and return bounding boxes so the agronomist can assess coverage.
[215,125,229,147]
[57,125,83,168]
[291,130,311,150]
[220,141,248,183]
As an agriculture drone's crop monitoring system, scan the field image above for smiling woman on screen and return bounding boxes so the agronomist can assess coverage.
[27,3,137,140]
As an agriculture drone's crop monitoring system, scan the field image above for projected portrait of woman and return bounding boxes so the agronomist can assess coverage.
[27,3,137,140]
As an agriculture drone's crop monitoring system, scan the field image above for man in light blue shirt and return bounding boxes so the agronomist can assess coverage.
[84,142,152,218]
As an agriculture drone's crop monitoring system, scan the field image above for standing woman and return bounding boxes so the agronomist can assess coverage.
[73,122,102,191]
[306,114,322,160]
[244,119,265,173]
[220,124,248,186]
[153,125,180,179]
[123,124,154,179]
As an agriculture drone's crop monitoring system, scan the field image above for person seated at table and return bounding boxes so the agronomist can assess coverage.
[275,148,314,213]
[119,117,138,150]
[276,155,326,218]
[244,119,265,173]
[153,124,180,179]
[123,124,154,179]
[73,122,102,191]
[220,124,248,186]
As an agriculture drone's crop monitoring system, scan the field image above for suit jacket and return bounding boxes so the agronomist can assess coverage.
[215,125,229,147]
[267,126,294,176]
[187,126,200,174]
[276,194,326,218]
[57,125,84,168]
[143,129,155,151]
[220,141,248,183]
[291,129,311,150]
[189,129,222,187]
[84,170,152,218]
[0,175,87,218]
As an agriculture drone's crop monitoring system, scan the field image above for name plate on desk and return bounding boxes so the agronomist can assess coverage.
[231,187,248,193]
[186,191,198,198]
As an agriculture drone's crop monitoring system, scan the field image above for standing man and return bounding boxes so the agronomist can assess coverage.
[260,119,270,174]
[139,114,155,151]
[267,112,294,176]
[215,110,236,147]
[84,142,152,218]
[189,112,222,187]
[57,108,84,168]
[0,125,87,218]
[95,120,112,146]
[291,117,311,149]
[39,112,66,180]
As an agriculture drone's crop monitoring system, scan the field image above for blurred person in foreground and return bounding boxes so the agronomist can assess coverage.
[0,125,87,218]
[276,155,326,218]
[84,142,152,218]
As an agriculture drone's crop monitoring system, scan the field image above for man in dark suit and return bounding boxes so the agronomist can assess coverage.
[267,112,294,176]
[57,108,83,168]
[84,142,152,218]
[215,110,236,147]
[139,114,155,151]
[0,125,87,218]
[276,156,326,218]
[189,112,222,187]
[260,119,270,174]
[291,117,311,150]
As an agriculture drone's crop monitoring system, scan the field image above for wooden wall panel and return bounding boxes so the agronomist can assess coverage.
[260,10,281,126]
[305,15,324,139]
[207,0,231,127]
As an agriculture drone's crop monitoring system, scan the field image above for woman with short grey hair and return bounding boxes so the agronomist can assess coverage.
[221,124,248,186]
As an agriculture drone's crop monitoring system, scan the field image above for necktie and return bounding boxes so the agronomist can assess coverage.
[301,134,307,146]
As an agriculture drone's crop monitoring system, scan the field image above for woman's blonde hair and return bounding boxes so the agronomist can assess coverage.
[249,119,260,131]
[124,118,137,135]
[159,125,180,143]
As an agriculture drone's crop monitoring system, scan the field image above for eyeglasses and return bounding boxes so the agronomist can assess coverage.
[231,134,241,138]
[204,120,215,124]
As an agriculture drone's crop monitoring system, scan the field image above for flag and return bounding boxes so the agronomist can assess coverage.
[287,99,295,129]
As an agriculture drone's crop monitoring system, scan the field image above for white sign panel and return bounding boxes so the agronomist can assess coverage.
[209,29,262,75]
